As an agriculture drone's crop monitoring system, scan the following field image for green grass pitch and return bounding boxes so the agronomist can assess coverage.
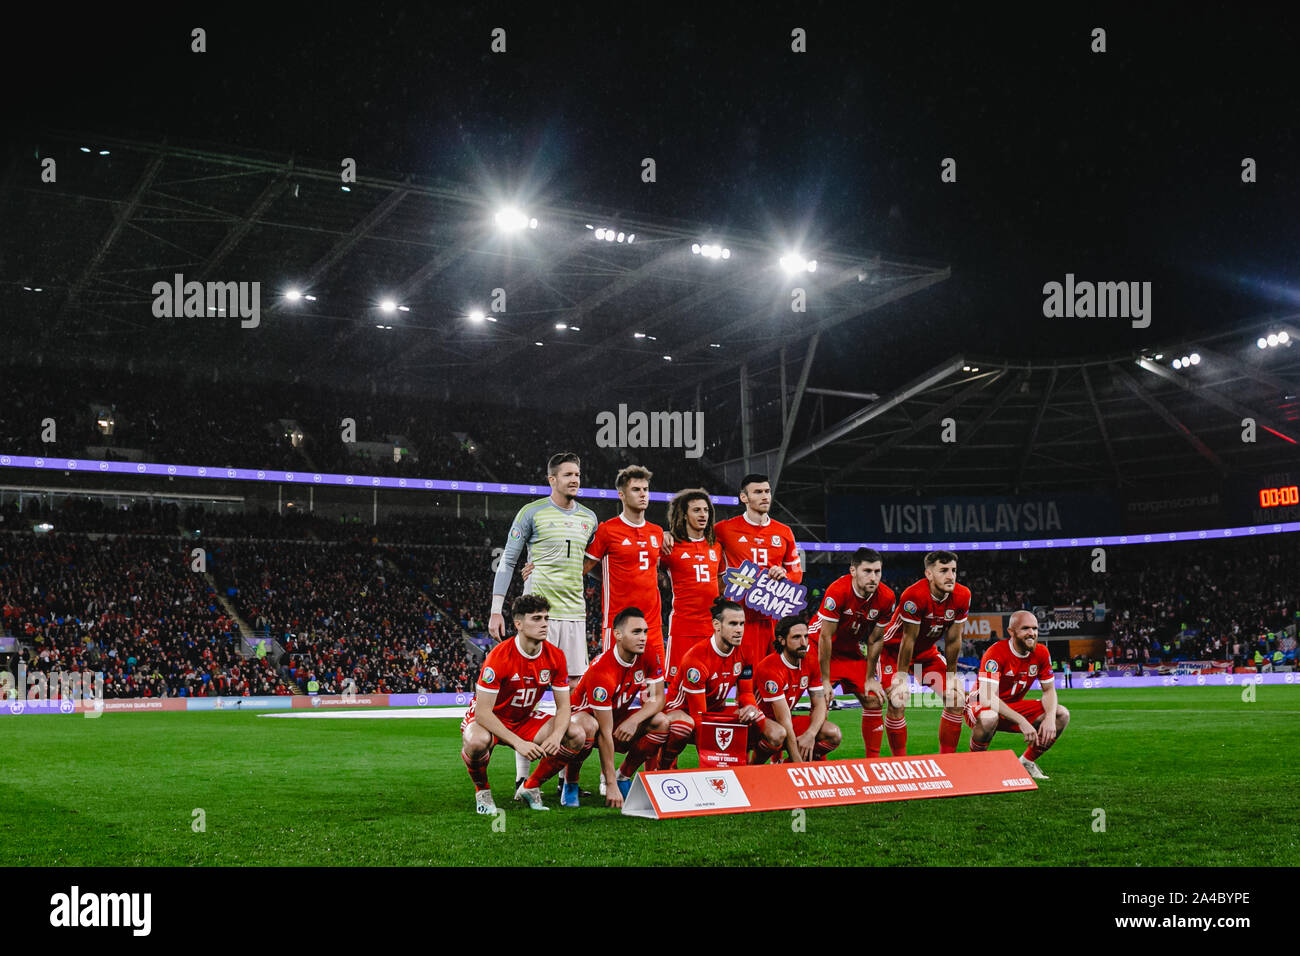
[2,687,1297,866]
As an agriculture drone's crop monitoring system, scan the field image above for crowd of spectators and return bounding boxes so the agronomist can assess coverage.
[2,499,1295,700]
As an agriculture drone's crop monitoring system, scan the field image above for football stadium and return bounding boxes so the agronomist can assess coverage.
[2,5,1296,927]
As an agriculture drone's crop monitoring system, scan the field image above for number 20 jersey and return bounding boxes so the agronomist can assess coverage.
[465,636,570,730]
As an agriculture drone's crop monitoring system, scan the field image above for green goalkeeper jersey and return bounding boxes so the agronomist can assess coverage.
[493,497,598,620]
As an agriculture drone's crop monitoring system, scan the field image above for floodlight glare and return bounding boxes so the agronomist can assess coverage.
[691,243,701,255]
[469,310,486,323]
[555,323,567,330]
[1268,333,1280,347]
[780,254,807,274]
[1279,331,1291,344]
[494,207,529,232]
[285,289,302,301]
[380,300,397,313]
[596,228,607,239]
[1172,359,1183,369]
[1189,353,1201,365]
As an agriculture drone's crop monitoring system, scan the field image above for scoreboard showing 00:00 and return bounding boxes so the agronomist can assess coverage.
[1258,485,1300,508]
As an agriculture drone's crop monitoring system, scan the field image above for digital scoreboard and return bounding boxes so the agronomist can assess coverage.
[1258,485,1299,508]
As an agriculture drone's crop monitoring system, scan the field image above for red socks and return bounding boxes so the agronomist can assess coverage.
[620,731,668,776]
[939,710,964,754]
[969,737,989,752]
[525,744,581,789]
[660,720,694,767]
[863,709,884,757]
[461,749,491,790]
[884,714,907,756]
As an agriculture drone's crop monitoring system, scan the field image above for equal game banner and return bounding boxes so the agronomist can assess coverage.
[622,750,1036,819]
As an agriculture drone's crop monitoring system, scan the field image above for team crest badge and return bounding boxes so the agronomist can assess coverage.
[687,667,702,683]
[772,535,781,546]
[709,549,717,561]
[707,776,729,795]
[868,609,879,619]
[733,662,742,675]
[634,670,645,683]
[651,535,658,548]
[715,729,734,750]
[800,676,808,687]
[765,680,779,695]
[985,660,998,673]
[824,596,837,612]
[1029,664,1038,676]
[904,600,918,614]
[540,669,551,683]
[945,609,954,619]
[592,686,608,703]
[482,666,496,683]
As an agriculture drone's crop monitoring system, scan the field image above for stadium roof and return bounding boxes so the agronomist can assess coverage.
[4,130,948,406]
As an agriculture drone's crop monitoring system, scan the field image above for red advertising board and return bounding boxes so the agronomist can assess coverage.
[695,714,749,768]
[622,750,1036,819]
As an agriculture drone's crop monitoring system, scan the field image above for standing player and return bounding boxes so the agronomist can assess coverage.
[655,598,764,769]
[461,595,584,814]
[753,615,842,764]
[808,547,895,755]
[663,488,723,687]
[882,551,971,755]
[706,474,803,703]
[523,606,668,808]
[964,610,1069,779]
[489,451,598,791]
[584,466,667,675]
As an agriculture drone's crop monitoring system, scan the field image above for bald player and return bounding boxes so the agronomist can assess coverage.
[964,610,1069,779]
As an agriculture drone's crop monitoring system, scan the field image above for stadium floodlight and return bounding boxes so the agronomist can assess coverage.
[555,323,567,330]
[1172,359,1183,369]
[484,315,497,322]
[569,325,580,331]
[1154,353,1163,360]
[1189,353,1201,365]
[80,146,91,153]
[468,310,486,323]
[626,234,635,243]
[721,247,730,259]
[691,243,701,255]
[605,231,616,242]
[962,365,971,371]
[1267,333,1280,347]
[494,207,530,232]
[380,300,398,313]
[634,332,646,338]
[285,289,302,301]
[529,218,538,229]
[1279,331,1291,344]
[596,228,607,239]
[709,342,721,348]
[1258,337,1269,349]
[780,253,813,274]
[398,305,410,312]
[341,186,351,192]
[304,294,317,301]
[663,355,672,361]
[534,341,544,346]
[616,232,625,242]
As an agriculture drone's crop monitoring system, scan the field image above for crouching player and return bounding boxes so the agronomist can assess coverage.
[753,615,841,764]
[522,606,668,809]
[655,598,764,769]
[460,595,585,814]
[964,610,1070,780]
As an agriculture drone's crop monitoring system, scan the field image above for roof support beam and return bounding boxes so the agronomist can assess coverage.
[1112,365,1228,475]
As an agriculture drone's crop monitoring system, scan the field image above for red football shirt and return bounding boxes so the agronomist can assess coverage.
[974,640,1054,704]
[665,535,723,638]
[572,645,664,717]
[665,636,752,715]
[585,514,664,631]
[466,636,569,728]
[880,579,972,655]
[808,574,896,659]
[754,649,823,719]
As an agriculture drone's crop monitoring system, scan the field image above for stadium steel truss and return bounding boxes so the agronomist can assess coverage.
[3,131,1297,543]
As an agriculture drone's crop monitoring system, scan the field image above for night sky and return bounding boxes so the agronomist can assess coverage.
[8,3,1299,375]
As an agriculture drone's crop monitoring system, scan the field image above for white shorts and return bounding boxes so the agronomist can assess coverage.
[547,618,588,676]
